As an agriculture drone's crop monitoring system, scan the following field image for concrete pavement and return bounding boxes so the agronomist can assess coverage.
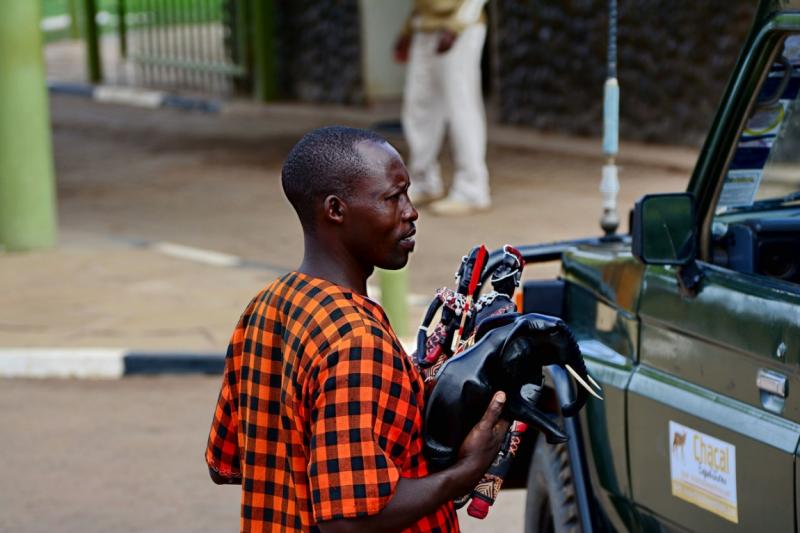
[0,91,693,376]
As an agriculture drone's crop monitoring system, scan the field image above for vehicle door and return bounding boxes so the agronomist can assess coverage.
[628,30,800,531]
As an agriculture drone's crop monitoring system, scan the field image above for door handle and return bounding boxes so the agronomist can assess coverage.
[757,369,787,398]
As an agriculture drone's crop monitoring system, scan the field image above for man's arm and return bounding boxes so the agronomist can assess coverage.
[436,0,488,53]
[318,391,509,533]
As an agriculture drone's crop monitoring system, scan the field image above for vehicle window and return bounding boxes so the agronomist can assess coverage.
[710,35,800,285]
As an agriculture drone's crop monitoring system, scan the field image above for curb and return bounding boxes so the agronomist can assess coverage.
[0,237,426,380]
[124,352,225,375]
[48,82,221,113]
[0,339,418,379]
[0,349,224,379]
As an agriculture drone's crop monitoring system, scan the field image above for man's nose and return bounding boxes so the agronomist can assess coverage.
[404,200,419,222]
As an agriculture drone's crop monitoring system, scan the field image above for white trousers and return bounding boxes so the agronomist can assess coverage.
[402,24,490,204]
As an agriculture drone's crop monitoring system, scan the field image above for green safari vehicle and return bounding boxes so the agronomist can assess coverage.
[496,1,800,530]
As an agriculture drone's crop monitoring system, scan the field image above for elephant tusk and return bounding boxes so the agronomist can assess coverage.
[566,364,604,400]
[587,374,602,391]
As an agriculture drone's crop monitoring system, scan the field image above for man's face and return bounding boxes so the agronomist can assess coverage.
[342,140,418,271]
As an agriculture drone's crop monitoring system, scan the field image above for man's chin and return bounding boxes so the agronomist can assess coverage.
[378,253,411,271]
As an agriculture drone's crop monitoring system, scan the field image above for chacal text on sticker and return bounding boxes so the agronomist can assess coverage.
[669,421,738,524]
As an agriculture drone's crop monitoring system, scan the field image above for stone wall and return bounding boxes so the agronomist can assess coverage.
[276,0,364,105]
[492,1,757,145]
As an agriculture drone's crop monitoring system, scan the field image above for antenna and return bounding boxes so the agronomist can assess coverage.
[600,0,620,236]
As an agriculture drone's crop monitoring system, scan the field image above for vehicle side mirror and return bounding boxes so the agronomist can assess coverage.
[632,193,697,266]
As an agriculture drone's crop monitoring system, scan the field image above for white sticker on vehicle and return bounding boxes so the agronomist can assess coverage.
[718,169,763,209]
[669,421,738,523]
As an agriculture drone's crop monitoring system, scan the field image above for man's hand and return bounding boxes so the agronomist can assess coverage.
[436,30,458,54]
[394,34,411,63]
[317,392,509,533]
[451,391,510,494]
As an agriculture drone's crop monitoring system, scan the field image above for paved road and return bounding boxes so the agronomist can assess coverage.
[0,376,526,532]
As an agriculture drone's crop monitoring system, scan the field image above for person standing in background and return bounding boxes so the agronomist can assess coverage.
[395,0,491,216]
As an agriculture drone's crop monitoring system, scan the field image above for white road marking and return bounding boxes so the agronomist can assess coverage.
[151,242,242,267]
[0,348,125,379]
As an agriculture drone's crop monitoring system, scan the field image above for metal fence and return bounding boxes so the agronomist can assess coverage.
[123,0,247,96]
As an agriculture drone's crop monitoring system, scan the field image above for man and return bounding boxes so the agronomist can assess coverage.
[395,0,490,216]
[206,126,509,532]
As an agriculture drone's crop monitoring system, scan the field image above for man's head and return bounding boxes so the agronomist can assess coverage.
[281,126,418,272]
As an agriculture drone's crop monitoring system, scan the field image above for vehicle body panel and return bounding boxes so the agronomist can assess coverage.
[513,2,800,531]
[627,366,798,531]
[561,244,644,530]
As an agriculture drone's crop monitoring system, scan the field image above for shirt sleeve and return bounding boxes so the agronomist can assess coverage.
[414,0,486,34]
[205,345,242,479]
[205,304,254,480]
[306,331,420,522]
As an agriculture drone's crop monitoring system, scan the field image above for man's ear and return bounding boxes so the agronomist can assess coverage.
[323,194,346,224]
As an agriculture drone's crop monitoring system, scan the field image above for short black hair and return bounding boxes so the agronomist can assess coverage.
[281,125,389,230]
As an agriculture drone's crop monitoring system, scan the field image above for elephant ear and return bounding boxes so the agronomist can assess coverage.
[500,335,568,444]
[499,314,602,419]
[554,326,589,418]
[545,319,603,417]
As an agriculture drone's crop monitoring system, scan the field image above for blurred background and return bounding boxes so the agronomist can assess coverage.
[0,0,749,531]
[42,0,755,142]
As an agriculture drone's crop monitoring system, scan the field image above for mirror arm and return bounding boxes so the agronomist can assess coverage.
[677,259,703,298]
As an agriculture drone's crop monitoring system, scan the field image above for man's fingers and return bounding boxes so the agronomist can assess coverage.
[478,391,506,430]
[494,419,511,436]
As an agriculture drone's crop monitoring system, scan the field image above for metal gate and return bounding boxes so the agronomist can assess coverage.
[123,0,248,96]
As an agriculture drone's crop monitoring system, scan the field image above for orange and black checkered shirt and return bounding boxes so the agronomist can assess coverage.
[206,271,458,532]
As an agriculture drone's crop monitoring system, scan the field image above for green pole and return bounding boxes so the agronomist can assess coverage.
[378,267,408,338]
[82,0,103,83]
[118,0,128,58]
[68,0,83,39]
[233,0,251,94]
[251,0,277,101]
[0,0,58,251]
